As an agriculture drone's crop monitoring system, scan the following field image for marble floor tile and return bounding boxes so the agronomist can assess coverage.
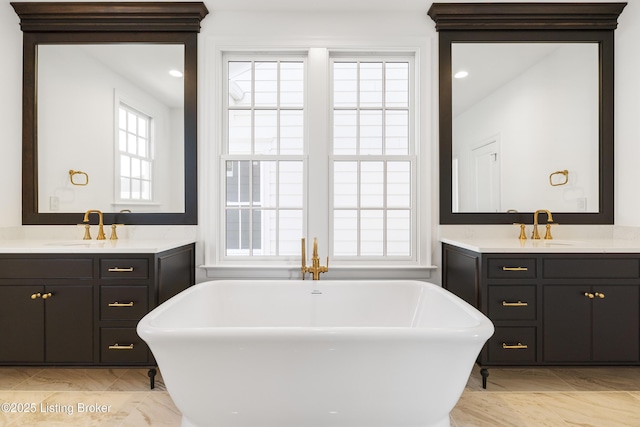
[0,366,639,426]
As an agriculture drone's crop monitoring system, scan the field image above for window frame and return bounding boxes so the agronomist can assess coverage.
[207,45,431,277]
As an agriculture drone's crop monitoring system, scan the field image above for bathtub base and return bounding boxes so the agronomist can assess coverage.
[180,414,451,427]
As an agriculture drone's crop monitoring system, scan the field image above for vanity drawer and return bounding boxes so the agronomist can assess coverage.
[488,286,536,320]
[0,258,93,279]
[100,258,149,279]
[543,258,640,279]
[487,327,536,364]
[100,328,150,364]
[487,258,537,279]
[100,286,148,320]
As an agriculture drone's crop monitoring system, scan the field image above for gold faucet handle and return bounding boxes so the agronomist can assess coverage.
[82,223,91,240]
[110,224,125,240]
[544,223,558,240]
[513,223,527,240]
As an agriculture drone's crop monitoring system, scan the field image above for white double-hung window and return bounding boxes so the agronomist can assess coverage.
[220,49,417,269]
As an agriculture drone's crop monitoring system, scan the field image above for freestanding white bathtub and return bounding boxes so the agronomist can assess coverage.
[137,280,493,427]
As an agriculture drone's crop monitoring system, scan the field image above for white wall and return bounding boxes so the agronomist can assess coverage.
[2,0,640,280]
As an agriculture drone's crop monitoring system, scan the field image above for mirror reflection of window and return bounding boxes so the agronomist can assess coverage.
[118,104,153,202]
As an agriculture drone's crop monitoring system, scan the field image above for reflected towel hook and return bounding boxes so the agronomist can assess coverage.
[69,170,89,186]
[549,170,569,186]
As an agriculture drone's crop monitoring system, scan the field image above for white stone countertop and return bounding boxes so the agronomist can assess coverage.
[0,238,195,254]
[440,237,640,253]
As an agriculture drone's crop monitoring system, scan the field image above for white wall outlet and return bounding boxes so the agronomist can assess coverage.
[49,195,60,211]
[576,197,587,212]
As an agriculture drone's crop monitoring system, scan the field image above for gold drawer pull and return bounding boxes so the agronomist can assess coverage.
[502,300,528,307]
[502,266,528,271]
[108,301,134,307]
[502,342,528,350]
[595,292,605,299]
[31,292,41,299]
[41,292,53,299]
[108,343,134,350]
[108,267,134,272]
[584,292,595,299]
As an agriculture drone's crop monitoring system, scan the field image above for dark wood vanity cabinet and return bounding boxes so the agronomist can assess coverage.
[0,243,194,367]
[442,243,640,367]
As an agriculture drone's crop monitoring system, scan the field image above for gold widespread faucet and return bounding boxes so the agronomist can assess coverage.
[301,237,329,280]
[83,209,106,240]
[532,209,554,240]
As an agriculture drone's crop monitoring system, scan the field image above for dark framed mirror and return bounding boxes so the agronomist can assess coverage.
[12,2,208,225]
[428,3,626,224]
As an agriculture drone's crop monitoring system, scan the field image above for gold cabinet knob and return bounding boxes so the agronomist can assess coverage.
[595,292,605,299]
[30,292,41,299]
[584,292,595,299]
[41,292,53,299]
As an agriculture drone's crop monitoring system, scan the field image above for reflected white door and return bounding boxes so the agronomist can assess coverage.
[472,140,500,212]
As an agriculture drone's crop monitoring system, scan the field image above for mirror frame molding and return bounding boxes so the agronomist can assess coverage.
[12,2,209,225]
[428,3,626,225]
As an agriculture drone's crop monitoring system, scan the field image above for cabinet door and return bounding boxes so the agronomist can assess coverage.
[592,286,639,362]
[543,285,592,362]
[0,286,44,362]
[45,285,93,363]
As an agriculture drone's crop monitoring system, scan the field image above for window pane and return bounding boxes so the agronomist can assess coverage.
[334,161,358,208]
[280,62,304,107]
[138,137,147,157]
[120,177,130,199]
[226,160,252,205]
[252,210,267,254]
[228,61,252,107]
[140,160,151,180]
[333,62,358,107]
[280,110,304,154]
[279,161,303,208]
[131,179,141,199]
[360,210,383,256]
[138,117,147,138]
[127,112,137,133]
[279,210,303,256]
[140,180,151,200]
[228,110,252,154]
[385,62,409,108]
[255,110,278,154]
[360,110,383,155]
[387,161,411,208]
[120,155,130,177]
[387,210,411,256]
[127,133,137,154]
[255,62,278,107]
[360,161,384,208]
[131,158,141,179]
[333,110,357,155]
[385,110,409,155]
[359,62,383,108]
[334,210,358,256]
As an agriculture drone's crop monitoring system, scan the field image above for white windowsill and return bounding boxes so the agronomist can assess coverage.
[199,264,437,281]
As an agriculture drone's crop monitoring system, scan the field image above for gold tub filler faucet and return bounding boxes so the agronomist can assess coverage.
[301,237,328,280]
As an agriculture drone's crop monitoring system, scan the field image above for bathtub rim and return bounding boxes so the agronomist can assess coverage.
[137,279,494,341]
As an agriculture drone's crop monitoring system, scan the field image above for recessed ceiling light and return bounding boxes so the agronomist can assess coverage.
[454,70,469,79]
[169,69,183,78]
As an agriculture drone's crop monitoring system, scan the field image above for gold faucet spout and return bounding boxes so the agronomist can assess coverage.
[83,209,106,240]
[532,209,553,240]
